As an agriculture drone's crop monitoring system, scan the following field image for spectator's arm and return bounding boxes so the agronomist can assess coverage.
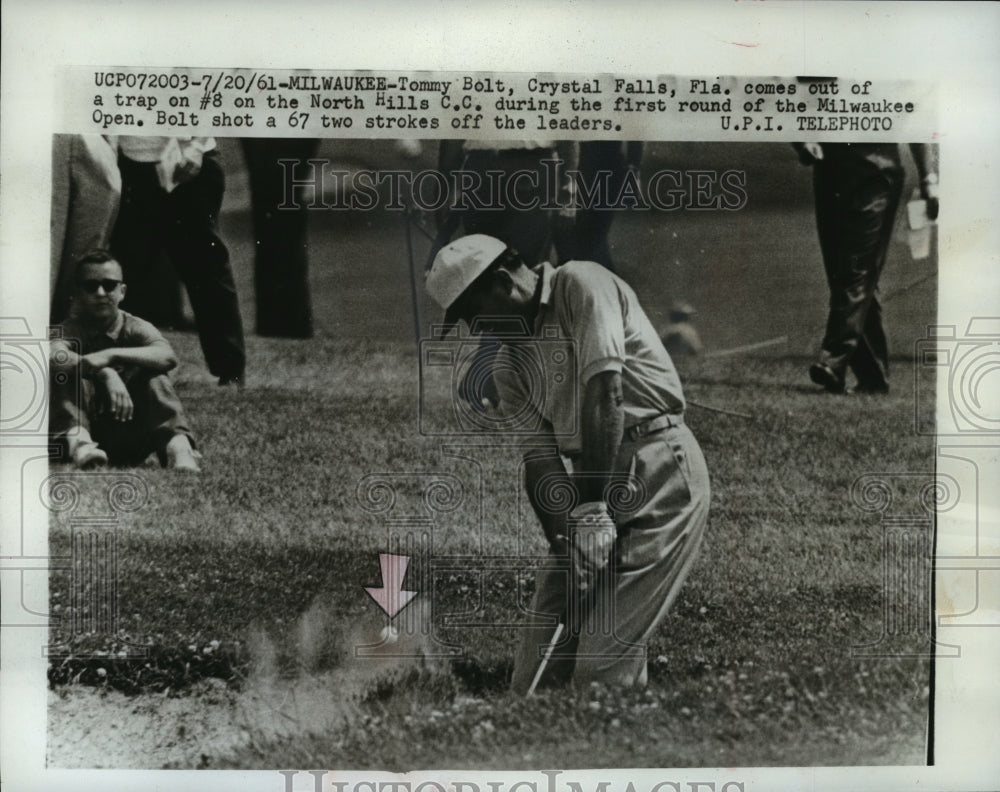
[83,341,177,374]
[94,368,134,422]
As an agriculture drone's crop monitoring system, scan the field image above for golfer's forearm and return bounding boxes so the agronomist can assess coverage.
[579,371,624,503]
[524,451,570,551]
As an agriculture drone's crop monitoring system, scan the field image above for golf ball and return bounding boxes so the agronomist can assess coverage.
[380,626,399,644]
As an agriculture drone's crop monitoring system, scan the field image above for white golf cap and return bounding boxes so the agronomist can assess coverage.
[425,234,508,326]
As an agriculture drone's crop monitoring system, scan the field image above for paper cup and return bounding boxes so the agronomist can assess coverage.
[908,225,931,260]
[907,197,928,230]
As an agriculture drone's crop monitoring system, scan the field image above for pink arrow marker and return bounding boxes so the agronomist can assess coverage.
[364,553,418,618]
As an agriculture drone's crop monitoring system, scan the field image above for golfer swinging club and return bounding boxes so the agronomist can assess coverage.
[426,234,711,691]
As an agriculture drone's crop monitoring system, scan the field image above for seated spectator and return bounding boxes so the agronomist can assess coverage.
[49,251,201,472]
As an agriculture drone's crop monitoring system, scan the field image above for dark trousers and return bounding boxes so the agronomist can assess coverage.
[570,141,631,271]
[813,159,903,388]
[50,368,194,466]
[240,138,319,338]
[111,153,246,380]
[459,149,557,266]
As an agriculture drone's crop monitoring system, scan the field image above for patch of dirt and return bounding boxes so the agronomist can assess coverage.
[48,665,420,768]
[47,602,442,768]
[48,678,246,768]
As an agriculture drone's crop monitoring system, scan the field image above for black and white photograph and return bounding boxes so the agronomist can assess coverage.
[2,3,999,792]
[42,133,943,770]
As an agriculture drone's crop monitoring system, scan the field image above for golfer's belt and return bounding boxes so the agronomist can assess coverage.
[624,412,684,442]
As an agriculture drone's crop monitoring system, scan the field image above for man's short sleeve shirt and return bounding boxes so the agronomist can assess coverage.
[495,261,686,455]
[53,311,169,376]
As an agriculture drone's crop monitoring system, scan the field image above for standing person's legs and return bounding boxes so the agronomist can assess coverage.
[112,157,184,326]
[848,167,901,390]
[573,141,628,270]
[850,294,891,391]
[812,163,902,391]
[460,150,554,266]
[571,208,616,270]
[457,150,553,408]
[51,135,72,305]
[164,153,246,382]
[494,151,554,267]
[812,162,852,390]
[51,136,122,323]
[241,138,319,338]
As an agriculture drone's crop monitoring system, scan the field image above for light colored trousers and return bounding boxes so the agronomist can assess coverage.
[50,135,121,321]
[511,422,711,692]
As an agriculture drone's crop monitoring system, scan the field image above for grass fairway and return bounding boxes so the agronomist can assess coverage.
[48,343,934,769]
[47,141,937,769]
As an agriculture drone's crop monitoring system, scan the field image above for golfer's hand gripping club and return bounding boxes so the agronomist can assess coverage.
[565,501,616,591]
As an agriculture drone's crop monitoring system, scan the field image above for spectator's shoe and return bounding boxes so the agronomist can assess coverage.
[809,362,845,393]
[72,442,108,470]
[218,374,244,388]
[165,435,202,472]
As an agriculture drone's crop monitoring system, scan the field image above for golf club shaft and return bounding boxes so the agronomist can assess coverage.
[527,621,565,696]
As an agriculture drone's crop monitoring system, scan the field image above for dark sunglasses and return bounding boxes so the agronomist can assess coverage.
[80,279,123,294]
